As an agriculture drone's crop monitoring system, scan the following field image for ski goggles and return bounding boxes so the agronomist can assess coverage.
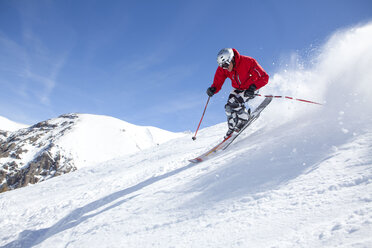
[219,62,230,69]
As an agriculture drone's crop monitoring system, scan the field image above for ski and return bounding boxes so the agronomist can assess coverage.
[188,134,233,163]
[189,97,272,163]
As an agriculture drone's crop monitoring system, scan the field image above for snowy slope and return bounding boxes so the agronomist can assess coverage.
[0,116,28,132]
[1,23,372,248]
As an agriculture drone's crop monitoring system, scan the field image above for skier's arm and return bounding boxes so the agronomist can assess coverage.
[248,59,269,90]
[211,67,227,94]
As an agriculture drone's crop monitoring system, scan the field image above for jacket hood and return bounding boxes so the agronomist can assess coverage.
[232,48,241,67]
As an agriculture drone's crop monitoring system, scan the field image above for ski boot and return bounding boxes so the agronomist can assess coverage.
[224,128,235,139]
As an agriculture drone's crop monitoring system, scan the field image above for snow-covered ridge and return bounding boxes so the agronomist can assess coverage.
[58,113,186,168]
[0,116,28,132]
[0,113,185,192]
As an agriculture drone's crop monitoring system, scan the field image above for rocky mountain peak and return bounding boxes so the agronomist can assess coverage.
[0,114,79,192]
[0,113,183,193]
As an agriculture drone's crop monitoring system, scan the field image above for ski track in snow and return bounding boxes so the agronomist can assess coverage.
[1,22,372,248]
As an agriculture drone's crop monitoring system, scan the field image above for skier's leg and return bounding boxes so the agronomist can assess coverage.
[234,106,249,131]
[224,103,236,137]
[225,90,249,135]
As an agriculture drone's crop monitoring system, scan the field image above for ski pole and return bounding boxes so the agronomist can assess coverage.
[254,94,323,105]
[192,96,211,140]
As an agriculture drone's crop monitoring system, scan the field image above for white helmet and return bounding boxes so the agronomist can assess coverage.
[217,48,234,68]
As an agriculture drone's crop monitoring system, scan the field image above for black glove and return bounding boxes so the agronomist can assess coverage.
[206,87,216,97]
[244,84,256,99]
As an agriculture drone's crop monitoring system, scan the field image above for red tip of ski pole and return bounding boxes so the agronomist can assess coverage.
[192,136,196,141]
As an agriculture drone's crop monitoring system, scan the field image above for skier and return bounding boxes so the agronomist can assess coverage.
[206,48,269,138]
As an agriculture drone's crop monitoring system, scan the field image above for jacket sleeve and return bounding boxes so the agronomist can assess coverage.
[211,67,227,94]
[249,59,269,90]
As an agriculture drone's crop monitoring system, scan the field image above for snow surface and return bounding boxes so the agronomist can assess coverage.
[1,23,372,247]
[0,116,28,132]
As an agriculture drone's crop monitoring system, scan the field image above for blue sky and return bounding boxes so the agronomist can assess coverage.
[0,0,371,132]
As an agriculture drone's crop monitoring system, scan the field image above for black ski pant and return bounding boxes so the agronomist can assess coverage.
[225,88,253,130]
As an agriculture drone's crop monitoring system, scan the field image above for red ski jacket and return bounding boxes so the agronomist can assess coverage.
[211,48,269,94]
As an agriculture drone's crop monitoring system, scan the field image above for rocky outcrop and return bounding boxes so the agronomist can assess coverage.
[0,114,78,193]
[0,130,8,143]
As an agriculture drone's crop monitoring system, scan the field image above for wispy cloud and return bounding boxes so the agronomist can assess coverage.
[0,28,69,106]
